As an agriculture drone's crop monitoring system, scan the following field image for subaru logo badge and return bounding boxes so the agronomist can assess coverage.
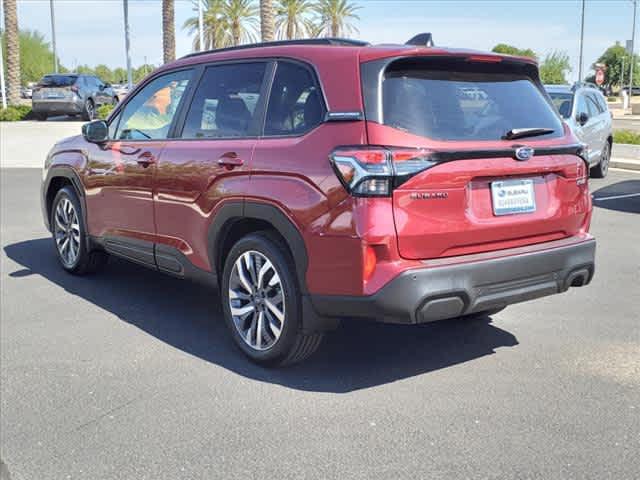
[515,146,534,161]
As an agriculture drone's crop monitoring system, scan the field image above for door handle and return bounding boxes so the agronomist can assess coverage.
[218,152,244,170]
[137,151,156,168]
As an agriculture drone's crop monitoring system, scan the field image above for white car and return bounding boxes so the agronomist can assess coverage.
[545,83,613,178]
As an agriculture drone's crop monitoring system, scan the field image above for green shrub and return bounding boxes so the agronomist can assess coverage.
[0,105,32,121]
[96,103,115,120]
[613,129,640,145]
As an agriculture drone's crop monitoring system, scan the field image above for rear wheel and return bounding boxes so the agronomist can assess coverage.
[50,187,108,274]
[221,232,323,366]
[590,141,610,178]
[82,99,95,121]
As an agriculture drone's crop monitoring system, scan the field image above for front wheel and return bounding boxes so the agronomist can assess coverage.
[590,142,610,178]
[81,99,95,121]
[221,232,323,366]
[51,187,108,274]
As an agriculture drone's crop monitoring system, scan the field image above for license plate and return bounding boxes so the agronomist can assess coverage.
[46,90,64,98]
[491,179,536,216]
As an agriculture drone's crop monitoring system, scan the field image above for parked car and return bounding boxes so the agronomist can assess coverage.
[620,86,640,96]
[21,85,33,99]
[32,74,119,121]
[545,83,613,177]
[41,36,596,366]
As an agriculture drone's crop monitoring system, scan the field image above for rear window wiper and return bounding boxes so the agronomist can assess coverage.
[502,128,555,140]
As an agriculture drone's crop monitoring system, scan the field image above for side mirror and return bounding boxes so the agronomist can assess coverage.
[104,82,111,88]
[82,120,109,143]
[577,112,589,126]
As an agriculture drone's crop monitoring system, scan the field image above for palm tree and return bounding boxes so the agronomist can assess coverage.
[225,0,259,46]
[162,0,176,63]
[260,0,275,42]
[314,0,360,38]
[183,0,232,50]
[4,0,21,105]
[275,0,314,40]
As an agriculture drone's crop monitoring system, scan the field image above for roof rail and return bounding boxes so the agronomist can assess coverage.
[181,38,370,59]
[405,33,434,47]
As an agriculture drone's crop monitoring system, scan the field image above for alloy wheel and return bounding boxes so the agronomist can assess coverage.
[54,197,81,267]
[86,101,94,120]
[601,143,610,175]
[228,250,285,351]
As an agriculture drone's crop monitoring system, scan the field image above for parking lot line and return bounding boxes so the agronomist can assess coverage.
[593,192,640,201]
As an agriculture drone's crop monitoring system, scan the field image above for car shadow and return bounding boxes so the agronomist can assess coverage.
[592,180,640,214]
[4,238,519,393]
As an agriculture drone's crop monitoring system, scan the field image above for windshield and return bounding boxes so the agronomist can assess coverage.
[547,92,574,119]
[39,75,78,87]
[380,68,563,141]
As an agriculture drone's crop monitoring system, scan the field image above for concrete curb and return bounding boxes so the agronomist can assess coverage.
[612,143,640,161]
[610,158,640,171]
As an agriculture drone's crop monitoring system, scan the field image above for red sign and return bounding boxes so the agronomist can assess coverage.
[595,69,605,86]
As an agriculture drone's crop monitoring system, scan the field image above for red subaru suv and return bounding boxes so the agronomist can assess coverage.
[42,36,595,366]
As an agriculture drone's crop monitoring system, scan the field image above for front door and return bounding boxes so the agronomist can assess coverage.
[84,69,194,261]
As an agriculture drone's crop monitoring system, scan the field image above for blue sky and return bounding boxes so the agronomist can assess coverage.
[9,0,639,82]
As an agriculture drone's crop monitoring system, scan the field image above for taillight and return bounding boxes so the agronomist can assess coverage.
[330,146,436,197]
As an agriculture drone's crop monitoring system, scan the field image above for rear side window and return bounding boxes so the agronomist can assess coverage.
[548,91,573,119]
[39,75,77,87]
[586,95,601,117]
[181,63,266,139]
[378,63,563,141]
[264,62,324,136]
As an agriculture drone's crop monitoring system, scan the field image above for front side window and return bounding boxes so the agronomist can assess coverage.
[181,63,266,139]
[264,62,324,136]
[575,94,588,117]
[379,64,564,141]
[116,70,192,140]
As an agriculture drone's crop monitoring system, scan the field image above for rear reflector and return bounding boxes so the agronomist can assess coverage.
[363,245,377,281]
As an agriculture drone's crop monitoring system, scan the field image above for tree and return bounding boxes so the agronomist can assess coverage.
[539,51,571,84]
[314,0,360,38]
[94,64,113,83]
[133,64,156,83]
[491,43,537,59]
[225,0,259,45]
[162,0,176,63]
[1,30,59,84]
[3,0,21,104]
[593,43,640,87]
[260,0,275,42]
[183,0,231,51]
[275,0,315,39]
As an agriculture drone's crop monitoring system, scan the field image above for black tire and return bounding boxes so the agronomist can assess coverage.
[590,141,610,178]
[50,187,108,275]
[220,231,323,367]
[35,112,48,121]
[112,96,119,105]
[81,99,95,121]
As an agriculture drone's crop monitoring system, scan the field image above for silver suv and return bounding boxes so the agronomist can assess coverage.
[545,83,613,178]
[32,74,119,121]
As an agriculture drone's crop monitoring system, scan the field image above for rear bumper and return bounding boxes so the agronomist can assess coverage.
[32,100,83,115]
[310,237,596,324]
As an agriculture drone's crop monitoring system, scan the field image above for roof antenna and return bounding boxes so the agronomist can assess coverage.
[405,33,434,47]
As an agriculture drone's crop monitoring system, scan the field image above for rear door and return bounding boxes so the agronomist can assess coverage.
[362,56,590,260]
[154,61,269,271]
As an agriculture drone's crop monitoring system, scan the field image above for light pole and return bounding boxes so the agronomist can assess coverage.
[123,0,133,89]
[578,0,586,81]
[49,0,58,73]
[0,0,7,108]
[198,0,204,51]
[630,0,637,95]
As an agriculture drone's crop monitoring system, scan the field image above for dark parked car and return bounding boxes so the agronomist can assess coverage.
[32,74,119,121]
[621,86,640,96]
[41,36,595,366]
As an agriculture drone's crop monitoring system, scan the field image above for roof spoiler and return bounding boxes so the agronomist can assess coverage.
[405,33,434,47]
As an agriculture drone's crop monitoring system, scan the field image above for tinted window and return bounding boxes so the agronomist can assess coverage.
[576,94,588,116]
[586,95,601,117]
[181,63,266,139]
[264,62,324,135]
[381,67,563,141]
[548,91,573,119]
[116,70,192,140]
[587,93,604,114]
[39,75,77,87]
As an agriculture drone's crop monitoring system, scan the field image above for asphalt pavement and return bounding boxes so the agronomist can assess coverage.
[613,117,640,133]
[1,168,639,480]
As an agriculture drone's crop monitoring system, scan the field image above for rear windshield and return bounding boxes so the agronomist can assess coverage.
[379,65,563,141]
[547,91,574,119]
[39,75,78,87]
